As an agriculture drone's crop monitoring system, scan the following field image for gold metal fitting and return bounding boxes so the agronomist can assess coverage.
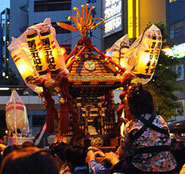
[105,57,110,63]
[75,56,80,61]
[43,101,47,106]
[54,87,61,93]
[58,97,65,105]
[39,92,44,98]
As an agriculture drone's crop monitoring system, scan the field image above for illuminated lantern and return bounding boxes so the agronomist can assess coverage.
[11,49,37,83]
[118,45,129,68]
[11,49,43,94]
[26,28,48,75]
[126,24,162,84]
[60,47,66,55]
[40,25,61,74]
[5,90,28,132]
[106,34,129,68]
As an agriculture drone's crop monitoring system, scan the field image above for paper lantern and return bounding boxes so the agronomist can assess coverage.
[5,90,28,132]
[27,28,48,75]
[119,46,129,68]
[11,49,37,83]
[40,25,61,74]
[106,34,129,68]
[60,47,66,55]
[135,29,162,84]
[125,24,162,84]
[9,38,43,94]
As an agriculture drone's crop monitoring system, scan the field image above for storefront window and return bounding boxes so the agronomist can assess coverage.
[34,0,71,12]
[170,19,185,39]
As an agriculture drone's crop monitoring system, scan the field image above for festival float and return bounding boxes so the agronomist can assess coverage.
[8,4,162,146]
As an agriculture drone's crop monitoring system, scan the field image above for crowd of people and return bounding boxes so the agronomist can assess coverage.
[0,85,185,174]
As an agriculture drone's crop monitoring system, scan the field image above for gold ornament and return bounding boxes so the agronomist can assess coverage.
[57,4,104,38]
[58,97,65,105]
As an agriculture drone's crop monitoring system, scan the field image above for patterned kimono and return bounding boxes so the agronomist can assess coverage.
[123,114,177,172]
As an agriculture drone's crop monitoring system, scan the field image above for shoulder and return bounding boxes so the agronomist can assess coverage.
[153,115,168,127]
[123,119,141,137]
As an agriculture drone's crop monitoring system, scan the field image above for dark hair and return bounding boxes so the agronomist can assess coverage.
[21,141,34,148]
[3,145,19,158]
[65,144,87,168]
[127,85,155,117]
[1,147,59,174]
[50,142,68,162]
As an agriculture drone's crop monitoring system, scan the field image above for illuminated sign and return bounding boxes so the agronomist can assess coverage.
[165,43,185,59]
[104,0,122,37]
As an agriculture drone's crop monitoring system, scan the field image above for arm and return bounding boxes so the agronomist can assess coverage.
[86,150,109,174]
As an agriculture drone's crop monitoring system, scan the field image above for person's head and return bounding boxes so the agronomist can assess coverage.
[0,147,59,174]
[65,144,87,170]
[50,142,67,162]
[126,84,155,117]
[3,144,19,158]
[21,141,34,148]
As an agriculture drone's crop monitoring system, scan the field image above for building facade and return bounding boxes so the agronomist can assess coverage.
[103,0,166,50]
[166,0,185,120]
[0,8,10,84]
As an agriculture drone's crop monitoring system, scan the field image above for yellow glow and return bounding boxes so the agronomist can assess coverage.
[120,59,126,68]
[163,43,185,59]
[38,51,45,59]
[52,49,58,58]
[136,0,139,38]
[128,0,133,38]
[15,58,35,80]
[0,87,10,90]
[136,52,151,75]
[40,30,61,73]
[11,49,36,81]
[140,52,150,64]
[60,47,66,55]
[27,31,48,75]
[162,47,172,53]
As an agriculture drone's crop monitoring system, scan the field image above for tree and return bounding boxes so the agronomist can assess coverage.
[144,22,182,120]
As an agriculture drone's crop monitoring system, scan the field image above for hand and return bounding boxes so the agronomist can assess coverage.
[94,151,105,158]
[88,146,101,152]
[103,152,119,165]
[86,147,105,165]
[86,150,95,165]
[44,79,59,89]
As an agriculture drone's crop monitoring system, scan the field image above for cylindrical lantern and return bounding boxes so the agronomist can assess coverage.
[11,49,37,83]
[40,25,61,74]
[26,28,48,75]
[126,24,162,84]
[119,46,129,68]
[135,35,162,83]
